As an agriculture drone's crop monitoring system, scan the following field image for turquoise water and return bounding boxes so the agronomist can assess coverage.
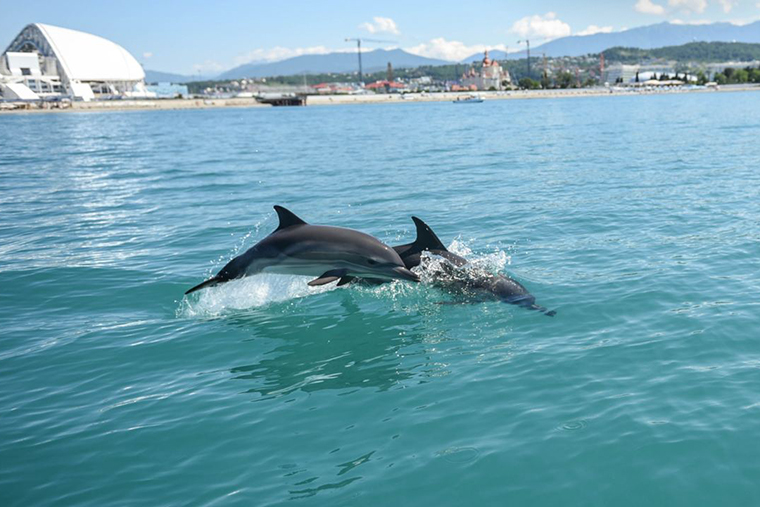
[1,93,759,506]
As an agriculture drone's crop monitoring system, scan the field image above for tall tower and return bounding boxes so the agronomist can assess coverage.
[387,62,393,82]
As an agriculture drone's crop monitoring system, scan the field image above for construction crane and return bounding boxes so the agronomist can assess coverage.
[344,38,395,84]
[517,39,531,78]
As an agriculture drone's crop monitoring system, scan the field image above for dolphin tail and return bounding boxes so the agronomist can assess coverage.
[529,304,557,317]
[185,276,224,295]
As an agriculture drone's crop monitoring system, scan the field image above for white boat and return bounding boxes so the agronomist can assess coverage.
[453,94,484,103]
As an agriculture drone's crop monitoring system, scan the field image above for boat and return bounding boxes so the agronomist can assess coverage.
[453,94,484,103]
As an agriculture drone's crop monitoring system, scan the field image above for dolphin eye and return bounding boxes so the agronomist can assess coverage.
[367,259,378,265]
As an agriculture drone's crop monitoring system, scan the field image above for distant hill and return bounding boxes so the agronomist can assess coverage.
[217,48,451,80]
[603,41,760,63]
[531,21,760,57]
[144,70,206,83]
[152,21,760,83]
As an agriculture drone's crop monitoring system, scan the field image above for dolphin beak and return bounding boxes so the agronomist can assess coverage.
[393,266,420,282]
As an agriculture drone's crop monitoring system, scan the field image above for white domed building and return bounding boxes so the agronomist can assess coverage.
[460,51,512,91]
[0,23,154,101]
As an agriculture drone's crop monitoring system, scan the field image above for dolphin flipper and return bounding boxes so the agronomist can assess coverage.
[308,269,349,287]
[185,276,223,294]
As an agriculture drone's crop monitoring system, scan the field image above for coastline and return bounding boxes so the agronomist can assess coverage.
[2,84,759,114]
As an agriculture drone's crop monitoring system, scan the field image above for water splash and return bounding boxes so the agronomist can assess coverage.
[177,274,337,318]
[448,238,511,272]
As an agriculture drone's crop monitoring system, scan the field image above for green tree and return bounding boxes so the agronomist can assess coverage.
[734,69,749,83]
[696,71,707,85]
[518,77,540,89]
[557,72,574,88]
[715,73,728,85]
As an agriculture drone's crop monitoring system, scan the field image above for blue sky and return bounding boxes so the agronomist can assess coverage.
[2,0,760,75]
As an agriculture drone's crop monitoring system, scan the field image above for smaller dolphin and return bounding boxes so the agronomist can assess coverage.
[185,206,419,294]
[343,217,555,316]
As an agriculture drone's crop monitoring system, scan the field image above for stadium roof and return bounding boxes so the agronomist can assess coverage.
[4,23,145,82]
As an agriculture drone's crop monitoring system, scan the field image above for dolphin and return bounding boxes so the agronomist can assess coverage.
[342,217,555,316]
[185,206,420,294]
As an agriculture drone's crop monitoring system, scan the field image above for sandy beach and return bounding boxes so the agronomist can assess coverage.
[2,84,759,114]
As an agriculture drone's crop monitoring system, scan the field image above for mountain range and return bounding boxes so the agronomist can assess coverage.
[531,20,760,57]
[147,21,760,83]
[144,70,208,83]
[216,49,449,80]
[462,21,760,62]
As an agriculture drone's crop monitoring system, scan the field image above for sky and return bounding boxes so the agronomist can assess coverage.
[2,0,760,75]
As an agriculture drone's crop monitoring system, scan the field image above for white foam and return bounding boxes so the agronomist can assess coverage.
[177,274,336,318]
[448,239,511,272]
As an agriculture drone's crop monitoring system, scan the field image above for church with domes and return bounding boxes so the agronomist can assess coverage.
[460,51,511,91]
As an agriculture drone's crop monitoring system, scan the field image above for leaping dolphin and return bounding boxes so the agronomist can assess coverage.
[185,206,420,294]
[341,217,555,316]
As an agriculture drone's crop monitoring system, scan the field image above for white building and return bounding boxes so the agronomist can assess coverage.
[460,51,512,91]
[0,23,154,101]
[603,63,677,84]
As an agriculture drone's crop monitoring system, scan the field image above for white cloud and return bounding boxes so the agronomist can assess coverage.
[142,52,153,59]
[637,0,740,16]
[405,38,506,62]
[670,18,714,24]
[233,46,335,66]
[510,12,572,41]
[577,25,615,36]
[635,0,666,14]
[668,0,708,13]
[359,16,400,35]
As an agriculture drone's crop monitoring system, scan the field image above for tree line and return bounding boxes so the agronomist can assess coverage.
[602,42,760,64]
[712,66,760,84]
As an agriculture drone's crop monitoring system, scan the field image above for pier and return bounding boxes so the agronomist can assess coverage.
[255,93,307,106]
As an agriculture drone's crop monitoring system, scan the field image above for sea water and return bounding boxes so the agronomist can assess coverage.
[1,92,759,506]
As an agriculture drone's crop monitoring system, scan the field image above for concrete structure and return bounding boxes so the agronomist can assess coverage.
[1,23,154,101]
[460,51,511,90]
[704,61,760,78]
[603,63,677,84]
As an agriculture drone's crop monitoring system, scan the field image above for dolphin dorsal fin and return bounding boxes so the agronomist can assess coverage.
[274,205,307,231]
[411,216,448,252]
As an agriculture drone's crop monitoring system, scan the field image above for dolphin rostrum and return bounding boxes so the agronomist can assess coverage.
[185,206,420,294]
[342,217,555,316]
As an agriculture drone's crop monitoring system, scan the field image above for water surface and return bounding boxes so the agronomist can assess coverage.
[1,93,760,506]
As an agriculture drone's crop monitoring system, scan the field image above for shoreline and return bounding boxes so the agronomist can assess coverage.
[2,84,759,114]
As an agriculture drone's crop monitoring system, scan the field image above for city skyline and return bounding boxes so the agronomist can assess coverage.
[2,0,760,75]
